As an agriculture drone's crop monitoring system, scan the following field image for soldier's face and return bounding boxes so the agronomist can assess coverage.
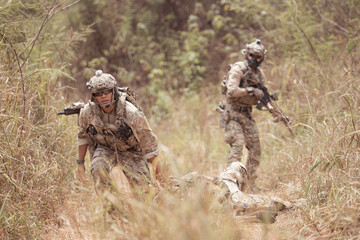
[249,53,263,63]
[94,90,113,105]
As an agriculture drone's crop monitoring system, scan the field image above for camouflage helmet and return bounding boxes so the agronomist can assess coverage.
[229,161,248,180]
[220,161,248,185]
[242,39,267,59]
[86,70,117,92]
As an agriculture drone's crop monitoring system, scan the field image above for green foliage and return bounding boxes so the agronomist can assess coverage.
[55,0,360,115]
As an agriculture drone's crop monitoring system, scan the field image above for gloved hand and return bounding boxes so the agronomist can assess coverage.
[253,88,264,99]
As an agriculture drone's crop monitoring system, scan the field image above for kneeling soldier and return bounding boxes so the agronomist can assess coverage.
[77,70,159,198]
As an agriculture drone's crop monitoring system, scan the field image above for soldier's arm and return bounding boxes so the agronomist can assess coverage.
[134,113,159,160]
[125,103,163,180]
[226,64,248,98]
[134,112,163,181]
[125,102,159,160]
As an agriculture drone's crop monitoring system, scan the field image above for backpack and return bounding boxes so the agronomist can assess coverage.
[221,65,232,95]
[117,87,143,112]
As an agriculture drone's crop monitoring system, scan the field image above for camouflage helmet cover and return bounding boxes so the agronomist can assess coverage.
[220,161,248,185]
[229,161,248,180]
[242,39,267,58]
[86,70,117,92]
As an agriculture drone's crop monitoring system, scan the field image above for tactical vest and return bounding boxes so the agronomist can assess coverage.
[226,61,264,107]
[85,94,141,152]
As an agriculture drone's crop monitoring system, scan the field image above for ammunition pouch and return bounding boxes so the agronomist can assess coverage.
[87,125,97,135]
[113,122,133,141]
[217,102,230,128]
[231,105,252,113]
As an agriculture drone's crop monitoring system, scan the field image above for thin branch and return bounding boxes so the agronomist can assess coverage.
[0,32,26,116]
[37,0,51,11]
[343,70,360,95]
[316,9,349,35]
[17,0,81,67]
[292,0,321,65]
[55,0,81,13]
[17,0,58,66]
[293,20,321,65]
[2,0,81,117]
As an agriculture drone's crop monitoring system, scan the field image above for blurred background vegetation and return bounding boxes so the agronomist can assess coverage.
[0,0,359,239]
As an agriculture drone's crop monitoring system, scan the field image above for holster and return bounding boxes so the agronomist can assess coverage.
[217,102,230,128]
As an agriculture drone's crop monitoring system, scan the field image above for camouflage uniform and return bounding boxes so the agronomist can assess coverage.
[78,70,158,193]
[219,162,291,220]
[172,162,292,222]
[222,39,267,186]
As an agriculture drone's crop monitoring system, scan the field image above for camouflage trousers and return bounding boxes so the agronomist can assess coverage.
[171,172,292,222]
[223,109,261,183]
[90,145,152,194]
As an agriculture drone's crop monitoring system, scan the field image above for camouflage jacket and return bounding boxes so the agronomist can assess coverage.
[226,60,266,107]
[77,94,158,160]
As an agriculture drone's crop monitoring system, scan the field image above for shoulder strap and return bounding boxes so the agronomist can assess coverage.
[116,94,127,122]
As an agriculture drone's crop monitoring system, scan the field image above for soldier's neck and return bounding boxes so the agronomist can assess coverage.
[101,104,115,113]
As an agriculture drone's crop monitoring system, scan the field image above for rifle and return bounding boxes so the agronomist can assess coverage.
[57,102,85,116]
[256,84,296,137]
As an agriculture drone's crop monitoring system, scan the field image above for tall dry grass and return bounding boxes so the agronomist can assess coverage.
[2,51,360,239]
[0,68,79,239]
[1,39,359,240]
[92,50,359,239]
[53,50,359,239]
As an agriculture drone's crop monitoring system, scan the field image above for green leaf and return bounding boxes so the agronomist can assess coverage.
[346,39,358,54]
[309,159,321,174]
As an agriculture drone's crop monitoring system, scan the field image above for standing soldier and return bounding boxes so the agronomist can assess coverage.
[219,39,270,193]
[76,70,159,199]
